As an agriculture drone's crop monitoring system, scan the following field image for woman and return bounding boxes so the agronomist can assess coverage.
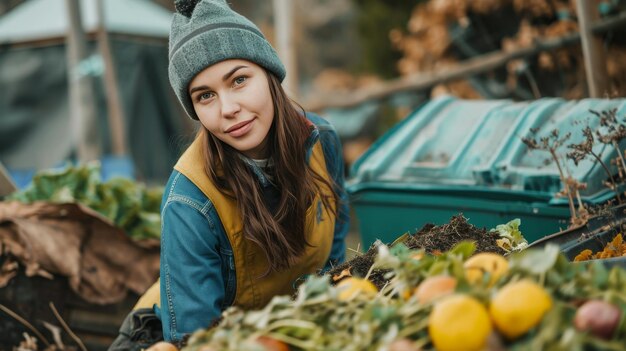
[132,0,349,345]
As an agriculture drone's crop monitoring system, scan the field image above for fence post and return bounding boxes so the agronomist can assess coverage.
[576,0,610,97]
[65,0,100,162]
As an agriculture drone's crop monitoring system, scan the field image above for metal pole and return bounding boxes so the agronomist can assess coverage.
[65,0,100,162]
[576,0,610,97]
[273,0,298,97]
[96,0,127,156]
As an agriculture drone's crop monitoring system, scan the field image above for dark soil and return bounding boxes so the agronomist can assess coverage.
[326,242,391,291]
[327,214,506,290]
[404,214,506,255]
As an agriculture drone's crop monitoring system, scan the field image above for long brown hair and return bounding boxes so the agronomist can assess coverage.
[199,70,338,273]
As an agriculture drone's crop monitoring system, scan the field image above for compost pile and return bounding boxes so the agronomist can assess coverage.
[327,214,506,290]
[182,243,626,351]
[404,214,505,255]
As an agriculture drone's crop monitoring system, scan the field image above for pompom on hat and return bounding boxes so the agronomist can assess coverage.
[169,0,286,120]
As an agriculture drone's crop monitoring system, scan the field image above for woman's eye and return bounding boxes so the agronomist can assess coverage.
[198,92,213,101]
[233,76,247,86]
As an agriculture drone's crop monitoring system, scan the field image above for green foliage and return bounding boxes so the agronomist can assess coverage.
[8,162,163,240]
[352,0,420,78]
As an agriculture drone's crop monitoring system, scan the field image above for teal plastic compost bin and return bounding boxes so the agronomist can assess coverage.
[348,96,626,247]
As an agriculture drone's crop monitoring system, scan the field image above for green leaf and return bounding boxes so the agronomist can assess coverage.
[608,266,626,290]
[389,243,410,257]
[509,244,560,275]
[389,232,411,247]
[590,260,609,289]
[447,241,476,259]
[450,259,465,279]
[545,270,564,287]
[428,260,449,276]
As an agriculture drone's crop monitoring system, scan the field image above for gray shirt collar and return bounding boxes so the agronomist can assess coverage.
[239,123,320,187]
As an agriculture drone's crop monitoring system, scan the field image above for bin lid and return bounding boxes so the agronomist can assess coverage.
[349,96,626,205]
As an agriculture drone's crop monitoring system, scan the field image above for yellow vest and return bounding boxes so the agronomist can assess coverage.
[135,136,336,311]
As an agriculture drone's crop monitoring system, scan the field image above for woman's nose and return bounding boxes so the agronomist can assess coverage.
[220,94,241,118]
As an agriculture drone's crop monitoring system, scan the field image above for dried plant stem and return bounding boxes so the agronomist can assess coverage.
[589,151,622,203]
[364,261,377,281]
[0,303,50,347]
[550,149,577,222]
[347,243,362,255]
[574,188,584,210]
[616,157,624,179]
[49,302,87,351]
[613,140,626,178]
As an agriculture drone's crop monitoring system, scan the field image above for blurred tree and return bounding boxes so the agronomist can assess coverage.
[352,0,422,78]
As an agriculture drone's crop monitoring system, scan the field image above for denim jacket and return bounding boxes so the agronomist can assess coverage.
[159,113,349,342]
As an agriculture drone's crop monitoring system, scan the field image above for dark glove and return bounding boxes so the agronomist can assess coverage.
[108,308,163,351]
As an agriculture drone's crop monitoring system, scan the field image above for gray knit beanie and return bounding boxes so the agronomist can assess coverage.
[169,0,286,120]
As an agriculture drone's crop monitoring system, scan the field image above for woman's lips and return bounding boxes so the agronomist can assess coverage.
[225,119,254,137]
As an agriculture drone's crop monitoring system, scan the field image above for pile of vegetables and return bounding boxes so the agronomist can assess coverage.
[179,242,626,351]
[7,162,163,240]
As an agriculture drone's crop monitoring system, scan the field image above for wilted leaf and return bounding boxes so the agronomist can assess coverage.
[0,202,159,304]
[0,257,18,287]
[332,268,352,282]
[491,218,528,252]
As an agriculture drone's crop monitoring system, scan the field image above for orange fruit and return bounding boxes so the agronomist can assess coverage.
[197,347,218,351]
[256,336,290,351]
[145,342,178,351]
[413,275,457,304]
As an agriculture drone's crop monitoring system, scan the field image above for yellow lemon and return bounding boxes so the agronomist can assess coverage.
[413,275,457,304]
[428,294,492,351]
[336,277,378,301]
[464,252,509,286]
[489,279,552,340]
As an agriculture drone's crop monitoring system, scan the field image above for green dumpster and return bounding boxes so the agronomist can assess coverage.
[348,96,626,246]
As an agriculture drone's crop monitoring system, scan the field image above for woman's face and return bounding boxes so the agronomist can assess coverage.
[189,59,274,159]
